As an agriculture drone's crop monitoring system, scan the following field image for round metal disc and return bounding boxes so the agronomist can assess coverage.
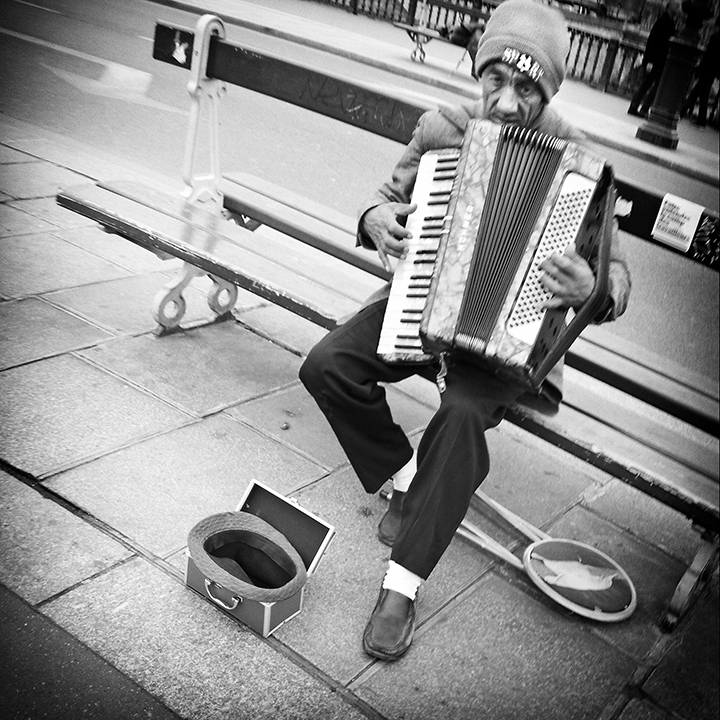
[523,538,637,622]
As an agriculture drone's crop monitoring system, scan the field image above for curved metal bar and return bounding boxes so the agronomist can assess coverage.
[204,579,242,610]
[182,14,226,208]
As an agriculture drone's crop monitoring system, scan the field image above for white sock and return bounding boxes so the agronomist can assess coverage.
[392,452,416,493]
[382,560,423,600]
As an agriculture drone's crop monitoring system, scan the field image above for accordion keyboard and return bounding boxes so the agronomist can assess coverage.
[377,149,460,363]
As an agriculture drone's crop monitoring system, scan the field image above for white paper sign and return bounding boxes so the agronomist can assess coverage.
[651,194,704,252]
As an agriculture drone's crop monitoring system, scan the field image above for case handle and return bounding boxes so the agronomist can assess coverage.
[204,579,242,610]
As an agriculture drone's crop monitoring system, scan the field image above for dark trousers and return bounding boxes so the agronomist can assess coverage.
[683,73,715,125]
[630,63,665,114]
[299,299,524,579]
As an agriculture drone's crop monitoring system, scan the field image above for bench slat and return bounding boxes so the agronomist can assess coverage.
[154,22,432,145]
[57,184,362,328]
[219,177,389,280]
[569,336,719,435]
[508,399,719,531]
[222,172,358,235]
[561,368,718,481]
[582,324,719,403]
[393,23,450,42]
[99,180,382,305]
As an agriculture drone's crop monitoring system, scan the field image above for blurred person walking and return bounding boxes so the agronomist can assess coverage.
[628,1,681,118]
[681,25,719,127]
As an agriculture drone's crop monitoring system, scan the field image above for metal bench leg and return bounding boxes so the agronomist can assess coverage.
[207,275,238,320]
[411,39,426,63]
[182,14,225,212]
[153,267,238,334]
[153,264,202,334]
[153,14,240,334]
[408,32,428,63]
[662,530,719,631]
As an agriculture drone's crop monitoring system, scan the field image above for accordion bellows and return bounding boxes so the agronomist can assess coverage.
[378,120,614,390]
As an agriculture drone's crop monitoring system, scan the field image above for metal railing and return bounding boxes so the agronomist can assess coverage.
[315,0,648,97]
[566,25,644,95]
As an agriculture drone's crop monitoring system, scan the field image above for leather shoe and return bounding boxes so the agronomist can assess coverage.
[362,588,416,661]
[377,490,405,546]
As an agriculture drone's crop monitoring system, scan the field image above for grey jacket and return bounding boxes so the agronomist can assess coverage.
[356,100,631,403]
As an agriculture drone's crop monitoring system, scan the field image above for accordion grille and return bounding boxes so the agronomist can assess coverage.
[507,182,596,341]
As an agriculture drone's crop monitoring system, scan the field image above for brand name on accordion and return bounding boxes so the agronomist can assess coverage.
[501,47,544,82]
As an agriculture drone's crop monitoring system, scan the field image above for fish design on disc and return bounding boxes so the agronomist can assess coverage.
[534,556,620,591]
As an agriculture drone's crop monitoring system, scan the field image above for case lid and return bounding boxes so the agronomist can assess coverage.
[236,481,335,576]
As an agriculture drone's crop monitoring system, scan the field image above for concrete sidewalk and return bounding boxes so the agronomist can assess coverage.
[0,1,718,719]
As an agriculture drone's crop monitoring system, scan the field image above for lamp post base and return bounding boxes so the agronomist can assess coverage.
[636,108,680,148]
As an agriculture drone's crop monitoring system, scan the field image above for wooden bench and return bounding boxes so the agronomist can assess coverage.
[394,1,487,63]
[56,14,719,630]
[393,22,452,64]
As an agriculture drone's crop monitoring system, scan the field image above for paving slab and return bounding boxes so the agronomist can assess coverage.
[272,420,607,686]
[236,302,332,358]
[478,422,604,531]
[351,571,636,720]
[618,699,673,720]
[51,223,174,275]
[226,382,349,470]
[79,321,302,416]
[2,122,185,195]
[44,414,326,557]
[0,230,132,298]
[642,579,719,720]
[275,466,497,686]
[585,478,702,566]
[0,160,86,200]
[0,296,113,371]
[48,272,261,336]
[0,583,181,720]
[227,379,437,473]
[0,202,59,236]
[594,234,720,381]
[547,506,687,660]
[0,353,188,477]
[41,558,367,720]
[0,470,131,605]
[7,195,97,229]
[0,145,36,163]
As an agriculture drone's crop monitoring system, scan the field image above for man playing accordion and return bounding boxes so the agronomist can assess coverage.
[300,0,631,661]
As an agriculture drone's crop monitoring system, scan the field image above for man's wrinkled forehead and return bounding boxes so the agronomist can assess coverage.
[499,47,545,82]
[483,59,543,93]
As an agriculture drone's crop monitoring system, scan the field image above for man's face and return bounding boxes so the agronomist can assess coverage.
[480,61,545,127]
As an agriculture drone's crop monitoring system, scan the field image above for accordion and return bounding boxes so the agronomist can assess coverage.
[377,119,614,391]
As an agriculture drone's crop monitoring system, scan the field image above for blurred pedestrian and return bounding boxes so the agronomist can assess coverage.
[628,1,682,118]
[681,25,719,127]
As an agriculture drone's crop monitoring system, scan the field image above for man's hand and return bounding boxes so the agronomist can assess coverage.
[361,202,417,270]
[539,245,595,310]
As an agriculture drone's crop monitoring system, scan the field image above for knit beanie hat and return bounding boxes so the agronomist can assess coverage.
[473,0,570,101]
